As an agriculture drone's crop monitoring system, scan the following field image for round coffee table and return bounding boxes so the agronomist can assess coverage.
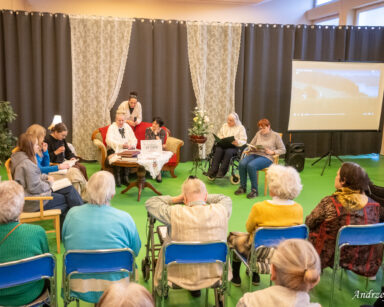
[112,160,162,201]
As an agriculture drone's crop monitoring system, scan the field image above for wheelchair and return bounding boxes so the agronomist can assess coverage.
[203,142,247,184]
[141,212,167,296]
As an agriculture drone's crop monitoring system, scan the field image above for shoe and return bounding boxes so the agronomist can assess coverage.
[231,274,241,287]
[207,175,215,181]
[189,290,201,297]
[156,175,162,183]
[247,189,258,199]
[234,186,246,195]
[252,273,260,286]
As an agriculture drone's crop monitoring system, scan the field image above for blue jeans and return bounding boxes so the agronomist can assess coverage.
[239,154,272,191]
[44,185,83,214]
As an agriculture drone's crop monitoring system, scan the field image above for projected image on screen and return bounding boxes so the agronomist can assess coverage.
[288,61,384,131]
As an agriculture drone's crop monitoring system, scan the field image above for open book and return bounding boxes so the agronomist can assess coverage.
[62,159,79,168]
[213,134,235,149]
[247,143,264,151]
[51,178,72,192]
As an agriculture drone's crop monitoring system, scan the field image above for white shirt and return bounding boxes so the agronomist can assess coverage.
[217,123,247,146]
[106,122,137,153]
[117,101,142,124]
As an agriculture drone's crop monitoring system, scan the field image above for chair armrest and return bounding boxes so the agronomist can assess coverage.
[273,154,279,164]
[92,139,107,169]
[165,137,184,155]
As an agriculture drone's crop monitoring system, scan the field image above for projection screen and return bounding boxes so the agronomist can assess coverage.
[288,61,384,131]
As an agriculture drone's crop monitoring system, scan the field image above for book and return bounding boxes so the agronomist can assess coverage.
[62,159,78,168]
[51,178,72,192]
[121,157,138,162]
[247,143,264,150]
[118,150,140,158]
[213,134,235,149]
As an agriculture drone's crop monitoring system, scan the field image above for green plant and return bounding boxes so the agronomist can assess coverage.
[0,101,17,163]
[188,106,211,136]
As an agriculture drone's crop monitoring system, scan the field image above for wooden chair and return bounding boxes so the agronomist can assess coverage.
[5,158,61,253]
[257,133,283,196]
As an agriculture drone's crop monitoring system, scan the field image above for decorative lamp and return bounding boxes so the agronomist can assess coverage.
[48,115,62,130]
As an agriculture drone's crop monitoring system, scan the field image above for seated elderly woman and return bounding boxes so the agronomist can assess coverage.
[228,164,303,286]
[236,239,321,307]
[306,162,383,277]
[0,181,49,306]
[235,118,285,199]
[62,171,141,303]
[206,112,247,179]
[97,282,154,307]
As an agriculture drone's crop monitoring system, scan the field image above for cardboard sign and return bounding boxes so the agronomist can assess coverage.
[141,139,162,154]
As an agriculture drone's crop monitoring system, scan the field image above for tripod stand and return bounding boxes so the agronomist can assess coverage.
[312,132,343,176]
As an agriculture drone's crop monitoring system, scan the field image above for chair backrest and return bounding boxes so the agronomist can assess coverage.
[0,253,56,306]
[64,248,135,277]
[164,241,228,265]
[336,223,384,248]
[253,224,309,249]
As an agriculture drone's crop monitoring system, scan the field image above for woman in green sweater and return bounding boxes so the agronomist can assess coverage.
[0,181,49,306]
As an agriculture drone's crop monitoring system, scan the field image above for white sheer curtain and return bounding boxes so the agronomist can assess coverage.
[187,21,242,154]
[70,15,133,159]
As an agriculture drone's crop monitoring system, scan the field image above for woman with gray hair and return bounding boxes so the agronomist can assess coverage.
[206,112,247,179]
[0,181,49,306]
[228,164,303,287]
[97,282,154,307]
[62,171,141,304]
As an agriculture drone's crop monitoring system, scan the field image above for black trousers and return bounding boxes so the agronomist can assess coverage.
[208,146,237,176]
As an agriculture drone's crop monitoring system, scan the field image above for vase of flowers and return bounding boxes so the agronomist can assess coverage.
[188,106,210,144]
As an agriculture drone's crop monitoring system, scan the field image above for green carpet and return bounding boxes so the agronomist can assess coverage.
[1,154,383,306]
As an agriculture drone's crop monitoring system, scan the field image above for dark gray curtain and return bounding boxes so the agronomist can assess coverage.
[236,24,384,157]
[112,19,195,161]
[235,24,295,144]
[342,27,384,155]
[0,10,72,140]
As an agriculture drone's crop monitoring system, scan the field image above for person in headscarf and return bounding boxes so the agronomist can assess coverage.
[206,112,247,179]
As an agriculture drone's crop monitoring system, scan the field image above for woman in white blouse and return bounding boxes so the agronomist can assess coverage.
[117,91,142,127]
[206,112,247,179]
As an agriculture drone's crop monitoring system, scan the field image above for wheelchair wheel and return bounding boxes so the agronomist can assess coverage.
[230,174,240,185]
[141,258,151,282]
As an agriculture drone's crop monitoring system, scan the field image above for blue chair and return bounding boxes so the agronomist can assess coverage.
[159,241,229,307]
[330,223,384,307]
[63,248,135,306]
[232,224,309,291]
[0,253,57,307]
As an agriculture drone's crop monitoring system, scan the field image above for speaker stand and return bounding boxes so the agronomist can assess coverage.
[311,132,343,176]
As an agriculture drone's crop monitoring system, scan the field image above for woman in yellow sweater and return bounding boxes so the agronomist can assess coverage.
[228,164,303,286]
